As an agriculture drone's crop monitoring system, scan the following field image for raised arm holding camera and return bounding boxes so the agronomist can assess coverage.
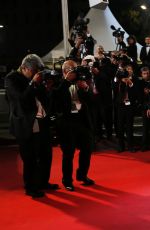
[69,14,95,61]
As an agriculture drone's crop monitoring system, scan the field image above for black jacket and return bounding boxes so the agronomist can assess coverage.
[5,70,51,140]
[54,79,93,131]
[95,65,114,107]
[113,76,139,106]
[138,79,150,110]
[140,46,150,66]
[127,44,137,62]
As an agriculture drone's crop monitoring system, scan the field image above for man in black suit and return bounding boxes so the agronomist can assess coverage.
[140,36,150,66]
[56,60,95,191]
[138,67,150,151]
[116,35,126,51]
[94,58,113,140]
[114,64,138,152]
[5,54,59,197]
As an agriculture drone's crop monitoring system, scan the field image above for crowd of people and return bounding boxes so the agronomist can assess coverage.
[67,31,150,152]
[4,27,150,198]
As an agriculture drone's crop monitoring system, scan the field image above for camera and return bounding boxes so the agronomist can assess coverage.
[39,69,61,87]
[115,68,129,80]
[72,15,90,39]
[103,51,111,57]
[73,65,92,81]
[69,14,95,57]
[110,25,125,38]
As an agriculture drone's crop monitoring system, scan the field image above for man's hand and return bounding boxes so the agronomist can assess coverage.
[76,80,89,91]
[91,67,100,75]
[122,78,133,87]
[32,73,42,84]
[65,70,77,82]
[144,88,150,95]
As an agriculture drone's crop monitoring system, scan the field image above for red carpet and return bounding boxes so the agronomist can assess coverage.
[1,145,150,230]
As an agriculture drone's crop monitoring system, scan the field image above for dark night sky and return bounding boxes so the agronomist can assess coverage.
[0,0,150,69]
[0,0,89,69]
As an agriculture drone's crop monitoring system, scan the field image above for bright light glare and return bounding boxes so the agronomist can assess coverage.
[0,25,4,28]
[141,5,147,10]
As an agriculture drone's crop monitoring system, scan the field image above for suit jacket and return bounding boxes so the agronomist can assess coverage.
[127,44,137,62]
[5,70,51,140]
[138,79,150,110]
[54,79,93,131]
[140,46,150,65]
[113,76,139,107]
[95,65,114,107]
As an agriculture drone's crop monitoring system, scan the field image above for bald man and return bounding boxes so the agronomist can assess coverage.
[56,60,95,191]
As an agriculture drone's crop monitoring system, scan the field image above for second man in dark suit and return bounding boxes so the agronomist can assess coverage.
[56,60,95,191]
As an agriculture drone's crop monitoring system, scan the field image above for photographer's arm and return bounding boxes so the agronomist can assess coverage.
[69,36,84,59]
[5,73,36,101]
[140,47,145,63]
[121,78,133,87]
[77,80,94,104]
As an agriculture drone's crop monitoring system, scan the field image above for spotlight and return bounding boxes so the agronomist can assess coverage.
[140,5,147,10]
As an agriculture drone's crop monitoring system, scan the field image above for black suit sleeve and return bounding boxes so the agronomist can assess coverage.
[140,47,146,63]
[5,73,36,102]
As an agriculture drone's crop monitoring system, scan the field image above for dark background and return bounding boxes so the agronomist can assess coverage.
[0,0,150,70]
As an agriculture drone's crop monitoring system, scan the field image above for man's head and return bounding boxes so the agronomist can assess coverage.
[117,36,124,43]
[62,60,77,80]
[141,67,150,81]
[126,64,133,75]
[20,54,44,79]
[145,37,150,46]
[127,35,137,45]
[96,45,104,54]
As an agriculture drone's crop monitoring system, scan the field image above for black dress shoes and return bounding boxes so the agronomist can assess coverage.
[25,189,45,198]
[76,176,95,185]
[40,183,59,190]
[62,182,75,191]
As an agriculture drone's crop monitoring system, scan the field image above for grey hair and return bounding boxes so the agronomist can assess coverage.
[21,54,44,70]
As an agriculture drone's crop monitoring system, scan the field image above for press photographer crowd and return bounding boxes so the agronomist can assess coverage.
[4,16,150,197]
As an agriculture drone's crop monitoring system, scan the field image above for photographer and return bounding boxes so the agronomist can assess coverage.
[94,45,105,65]
[138,67,150,151]
[69,35,85,61]
[5,54,59,198]
[140,36,150,67]
[94,57,114,140]
[110,25,126,51]
[116,36,126,51]
[80,55,100,142]
[114,63,138,152]
[55,60,94,191]
[126,35,138,64]
[69,15,95,61]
